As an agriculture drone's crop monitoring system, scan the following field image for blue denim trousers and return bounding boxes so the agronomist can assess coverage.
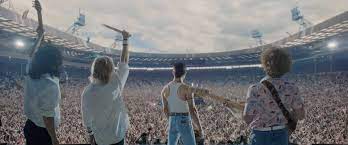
[167,115,196,145]
[249,128,289,145]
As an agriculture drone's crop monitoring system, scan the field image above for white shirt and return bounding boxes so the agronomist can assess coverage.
[24,60,61,128]
[82,62,129,145]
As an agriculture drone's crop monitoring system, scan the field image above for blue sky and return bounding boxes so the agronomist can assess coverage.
[8,0,348,53]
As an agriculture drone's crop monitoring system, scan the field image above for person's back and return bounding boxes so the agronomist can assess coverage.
[161,62,210,145]
[82,61,129,145]
[246,77,302,128]
[24,75,61,128]
[243,47,305,145]
[82,29,130,145]
[167,82,190,113]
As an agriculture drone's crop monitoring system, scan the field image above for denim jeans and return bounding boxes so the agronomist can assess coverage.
[167,115,196,145]
[249,128,289,145]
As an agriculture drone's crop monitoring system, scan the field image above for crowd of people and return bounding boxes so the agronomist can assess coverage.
[0,71,347,144]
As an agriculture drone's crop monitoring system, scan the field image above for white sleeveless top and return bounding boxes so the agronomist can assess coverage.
[167,82,190,113]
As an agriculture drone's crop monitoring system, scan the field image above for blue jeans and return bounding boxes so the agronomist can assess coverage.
[250,128,289,145]
[167,115,196,145]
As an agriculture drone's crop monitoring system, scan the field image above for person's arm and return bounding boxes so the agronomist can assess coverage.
[29,0,44,58]
[43,117,59,145]
[243,85,258,125]
[161,86,170,119]
[81,89,95,145]
[187,86,210,97]
[221,97,245,111]
[187,95,204,138]
[291,86,305,121]
[189,85,244,110]
[120,30,130,63]
[39,84,60,145]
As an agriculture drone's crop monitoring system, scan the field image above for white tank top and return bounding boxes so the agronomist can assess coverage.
[167,82,190,113]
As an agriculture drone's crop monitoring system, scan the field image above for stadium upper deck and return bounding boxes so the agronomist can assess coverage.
[0,6,347,68]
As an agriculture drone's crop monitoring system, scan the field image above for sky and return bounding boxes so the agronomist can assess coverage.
[6,0,348,53]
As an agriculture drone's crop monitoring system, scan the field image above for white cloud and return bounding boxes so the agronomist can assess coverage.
[9,0,348,53]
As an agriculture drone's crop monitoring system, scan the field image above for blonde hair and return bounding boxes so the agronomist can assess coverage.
[260,47,292,78]
[90,56,114,84]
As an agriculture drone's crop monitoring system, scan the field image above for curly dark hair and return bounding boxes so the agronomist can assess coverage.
[29,44,63,79]
[173,62,186,78]
[260,46,292,78]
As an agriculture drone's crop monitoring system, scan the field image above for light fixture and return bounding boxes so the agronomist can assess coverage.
[327,41,338,49]
[15,40,25,48]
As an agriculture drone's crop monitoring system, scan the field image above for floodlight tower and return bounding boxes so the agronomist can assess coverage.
[251,29,263,46]
[66,9,86,35]
[291,6,312,32]
[251,29,264,52]
[102,24,132,54]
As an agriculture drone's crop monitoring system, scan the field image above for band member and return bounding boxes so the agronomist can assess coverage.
[81,30,130,145]
[23,1,63,145]
[161,62,210,145]
[243,47,305,145]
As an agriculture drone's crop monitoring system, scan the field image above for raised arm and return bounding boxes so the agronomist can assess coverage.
[120,30,130,63]
[29,0,45,57]
[161,86,170,119]
[187,86,210,97]
[187,85,245,111]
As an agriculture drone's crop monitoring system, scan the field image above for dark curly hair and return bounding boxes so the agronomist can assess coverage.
[29,44,63,79]
[260,46,292,78]
[173,62,186,78]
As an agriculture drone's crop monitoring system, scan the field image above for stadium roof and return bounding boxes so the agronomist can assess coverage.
[0,6,347,67]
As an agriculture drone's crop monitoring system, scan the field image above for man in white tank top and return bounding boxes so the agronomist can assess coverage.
[161,62,210,145]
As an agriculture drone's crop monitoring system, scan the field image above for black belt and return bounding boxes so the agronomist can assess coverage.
[169,112,189,116]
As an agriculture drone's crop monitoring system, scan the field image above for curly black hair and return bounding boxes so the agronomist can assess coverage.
[29,44,63,79]
[173,62,186,78]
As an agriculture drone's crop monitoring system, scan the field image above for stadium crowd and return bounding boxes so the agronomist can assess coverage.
[0,71,347,144]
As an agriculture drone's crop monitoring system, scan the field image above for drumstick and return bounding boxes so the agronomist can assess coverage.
[102,24,132,37]
[102,24,123,33]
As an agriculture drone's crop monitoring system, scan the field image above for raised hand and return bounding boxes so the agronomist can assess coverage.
[121,30,131,40]
[33,0,41,12]
[33,0,44,34]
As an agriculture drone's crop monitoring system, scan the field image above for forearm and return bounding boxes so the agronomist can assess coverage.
[29,0,44,57]
[224,99,245,111]
[120,39,129,63]
[190,109,202,131]
[163,108,169,119]
[29,31,44,57]
[191,88,209,97]
[43,116,57,140]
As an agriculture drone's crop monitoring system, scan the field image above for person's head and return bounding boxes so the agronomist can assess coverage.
[260,46,292,78]
[90,56,115,84]
[172,62,186,80]
[29,45,63,79]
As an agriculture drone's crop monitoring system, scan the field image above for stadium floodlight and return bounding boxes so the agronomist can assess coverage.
[327,41,338,50]
[15,40,25,48]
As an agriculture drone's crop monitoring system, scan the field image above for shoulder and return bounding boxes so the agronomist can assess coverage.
[178,83,190,90]
[161,83,171,96]
[282,79,299,92]
[82,85,92,96]
[40,76,60,90]
[117,62,129,71]
[248,83,263,93]
[246,83,266,99]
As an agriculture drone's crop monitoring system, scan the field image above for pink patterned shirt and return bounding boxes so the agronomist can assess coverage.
[243,77,304,129]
